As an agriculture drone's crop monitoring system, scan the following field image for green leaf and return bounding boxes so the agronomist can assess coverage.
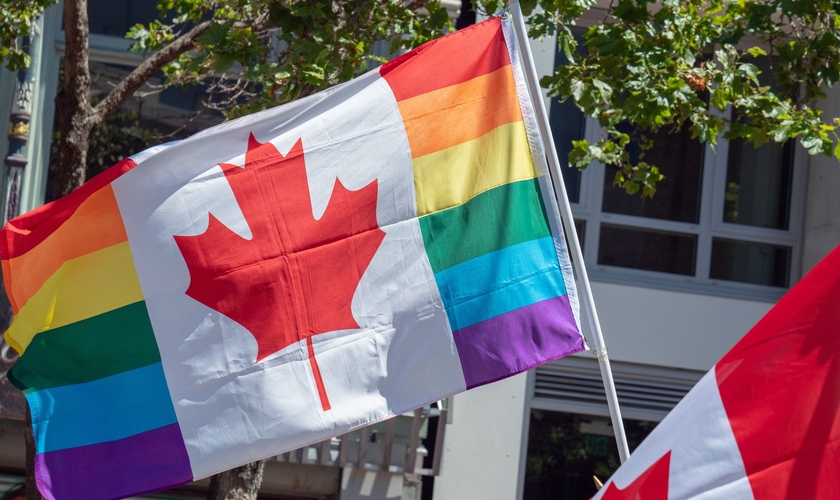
[561,36,575,64]
[745,46,767,58]
[520,0,538,16]
[197,22,230,47]
[571,80,585,102]
[624,181,640,195]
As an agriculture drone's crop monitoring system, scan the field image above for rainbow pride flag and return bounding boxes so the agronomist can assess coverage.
[3,17,586,499]
[379,20,582,387]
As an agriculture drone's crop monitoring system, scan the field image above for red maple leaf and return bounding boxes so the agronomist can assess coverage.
[174,133,385,411]
[600,451,671,500]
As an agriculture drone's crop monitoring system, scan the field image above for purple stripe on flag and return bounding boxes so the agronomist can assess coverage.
[34,423,192,500]
[453,295,585,389]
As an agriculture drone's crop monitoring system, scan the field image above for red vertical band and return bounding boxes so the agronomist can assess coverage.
[716,246,840,499]
[307,336,332,412]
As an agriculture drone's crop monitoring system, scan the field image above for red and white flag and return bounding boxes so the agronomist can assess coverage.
[594,245,840,500]
[3,17,587,499]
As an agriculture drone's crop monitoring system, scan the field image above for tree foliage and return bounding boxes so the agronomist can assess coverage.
[6,1,840,198]
[127,0,453,117]
[0,0,453,198]
[0,0,54,70]
[483,0,840,196]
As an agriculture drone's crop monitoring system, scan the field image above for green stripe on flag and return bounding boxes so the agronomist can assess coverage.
[419,178,552,273]
[9,301,161,393]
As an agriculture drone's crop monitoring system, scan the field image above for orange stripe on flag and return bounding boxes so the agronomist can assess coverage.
[380,17,510,101]
[0,157,136,261]
[5,186,128,313]
[398,65,522,159]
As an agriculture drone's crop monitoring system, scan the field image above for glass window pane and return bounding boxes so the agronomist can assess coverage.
[574,220,585,252]
[549,30,587,204]
[88,0,159,36]
[724,55,794,230]
[602,122,705,223]
[598,225,697,276]
[550,99,585,204]
[724,129,793,230]
[710,239,791,287]
[524,411,656,500]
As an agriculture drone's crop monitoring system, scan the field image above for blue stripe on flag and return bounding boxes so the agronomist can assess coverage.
[434,236,567,331]
[27,362,178,453]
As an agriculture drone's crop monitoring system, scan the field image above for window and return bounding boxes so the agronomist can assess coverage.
[548,31,586,204]
[550,45,804,300]
[523,411,655,500]
[88,0,159,36]
[523,357,702,499]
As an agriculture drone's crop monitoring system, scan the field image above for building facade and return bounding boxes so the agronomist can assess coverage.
[433,8,840,500]
[1,2,839,499]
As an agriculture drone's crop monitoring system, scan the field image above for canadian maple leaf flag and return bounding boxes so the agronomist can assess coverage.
[1,16,587,500]
[594,244,840,500]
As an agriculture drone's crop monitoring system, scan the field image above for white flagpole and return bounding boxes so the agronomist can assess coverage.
[508,0,631,462]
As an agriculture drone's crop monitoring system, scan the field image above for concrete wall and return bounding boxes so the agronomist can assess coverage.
[432,374,530,500]
[591,282,772,371]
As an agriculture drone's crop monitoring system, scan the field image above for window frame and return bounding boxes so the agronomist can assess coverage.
[561,107,808,302]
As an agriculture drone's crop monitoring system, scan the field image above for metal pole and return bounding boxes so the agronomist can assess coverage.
[508,0,631,462]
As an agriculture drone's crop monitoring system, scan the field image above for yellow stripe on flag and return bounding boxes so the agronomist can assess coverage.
[5,186,128,314]
[398,65,522,159]
[4,241,144,354]
[413,121,537,217]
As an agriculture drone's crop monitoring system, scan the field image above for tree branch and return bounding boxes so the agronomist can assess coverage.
[405,0,431,12]
[89,20,213,129]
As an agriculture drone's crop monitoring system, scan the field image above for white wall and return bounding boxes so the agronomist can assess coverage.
[433,373,530,500]
[590,282,772,371]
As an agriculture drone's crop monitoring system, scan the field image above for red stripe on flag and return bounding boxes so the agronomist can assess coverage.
[0,157,137,260]
[308,336,332,412]
[380,17,511,101]
[716,245,840,499]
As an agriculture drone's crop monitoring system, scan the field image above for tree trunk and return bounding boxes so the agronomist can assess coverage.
[207,460,267,500]
[51,0,93,198]
[51,103,93,198]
